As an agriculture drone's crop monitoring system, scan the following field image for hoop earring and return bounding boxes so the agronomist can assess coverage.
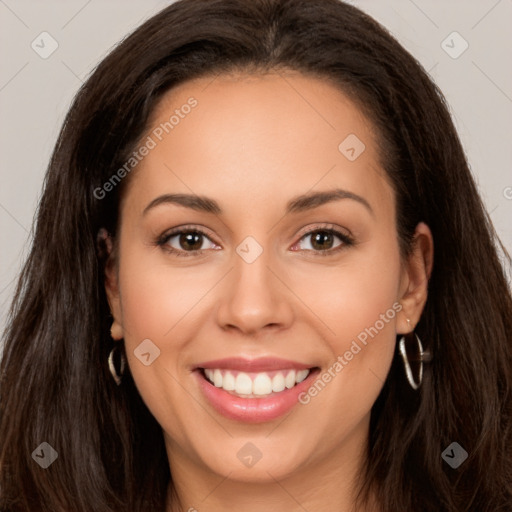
[398,330,431,390]
[108,344,126,385]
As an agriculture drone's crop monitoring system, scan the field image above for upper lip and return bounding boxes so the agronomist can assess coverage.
[195,357,314,372]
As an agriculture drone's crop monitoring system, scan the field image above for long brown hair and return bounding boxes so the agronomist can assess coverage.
[1,1,511,510]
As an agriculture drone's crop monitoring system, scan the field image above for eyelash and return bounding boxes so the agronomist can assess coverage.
[156,224,354,258]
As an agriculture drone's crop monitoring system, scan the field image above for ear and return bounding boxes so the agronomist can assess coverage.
[397,222,434,334]
[97,228,124,340]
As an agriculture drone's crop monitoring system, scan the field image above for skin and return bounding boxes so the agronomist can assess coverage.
[105,71,433,512]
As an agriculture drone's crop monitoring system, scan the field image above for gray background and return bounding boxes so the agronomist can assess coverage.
[1,0,511,338]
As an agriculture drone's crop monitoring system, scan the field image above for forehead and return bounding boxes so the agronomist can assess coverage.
[124,71,392,216]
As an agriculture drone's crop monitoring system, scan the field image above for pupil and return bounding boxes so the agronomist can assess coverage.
[312,231,333,250]
[180,232,202,250]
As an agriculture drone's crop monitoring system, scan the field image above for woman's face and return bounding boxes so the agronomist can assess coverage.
[106,71,429,486]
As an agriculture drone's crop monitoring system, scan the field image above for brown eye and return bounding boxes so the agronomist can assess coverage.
[158,228,218,256]
[309,231,336,251]
[296,229,345,252]
[177,232,204,251]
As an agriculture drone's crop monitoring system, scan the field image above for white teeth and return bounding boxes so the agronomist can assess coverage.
[213,369,223,387]
[203,368,312,396]
[272,373,286,392]
[223,371,236,391]
[285,370,296,389]
[235,372,253,395]
[295,369,309,383]
[253,373,273,395]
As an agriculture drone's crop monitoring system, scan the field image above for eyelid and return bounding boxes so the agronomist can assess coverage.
[294,222,352,240]
[157,224,219,245]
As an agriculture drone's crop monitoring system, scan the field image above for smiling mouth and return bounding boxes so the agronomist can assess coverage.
[198,367,319,398]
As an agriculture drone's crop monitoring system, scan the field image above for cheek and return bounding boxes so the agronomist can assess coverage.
[117,242,211,342]
[292,231,402,347]
[296,237,402,432]
[294,231,402,423]
[115,237,231,415]
[115,247,208,436]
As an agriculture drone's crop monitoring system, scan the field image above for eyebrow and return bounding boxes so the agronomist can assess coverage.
[142,188,373,217]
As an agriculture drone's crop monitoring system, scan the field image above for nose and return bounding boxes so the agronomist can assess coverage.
[215,241,294,336]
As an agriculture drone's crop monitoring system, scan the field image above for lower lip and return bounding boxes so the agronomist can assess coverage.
[195,369,319,423]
